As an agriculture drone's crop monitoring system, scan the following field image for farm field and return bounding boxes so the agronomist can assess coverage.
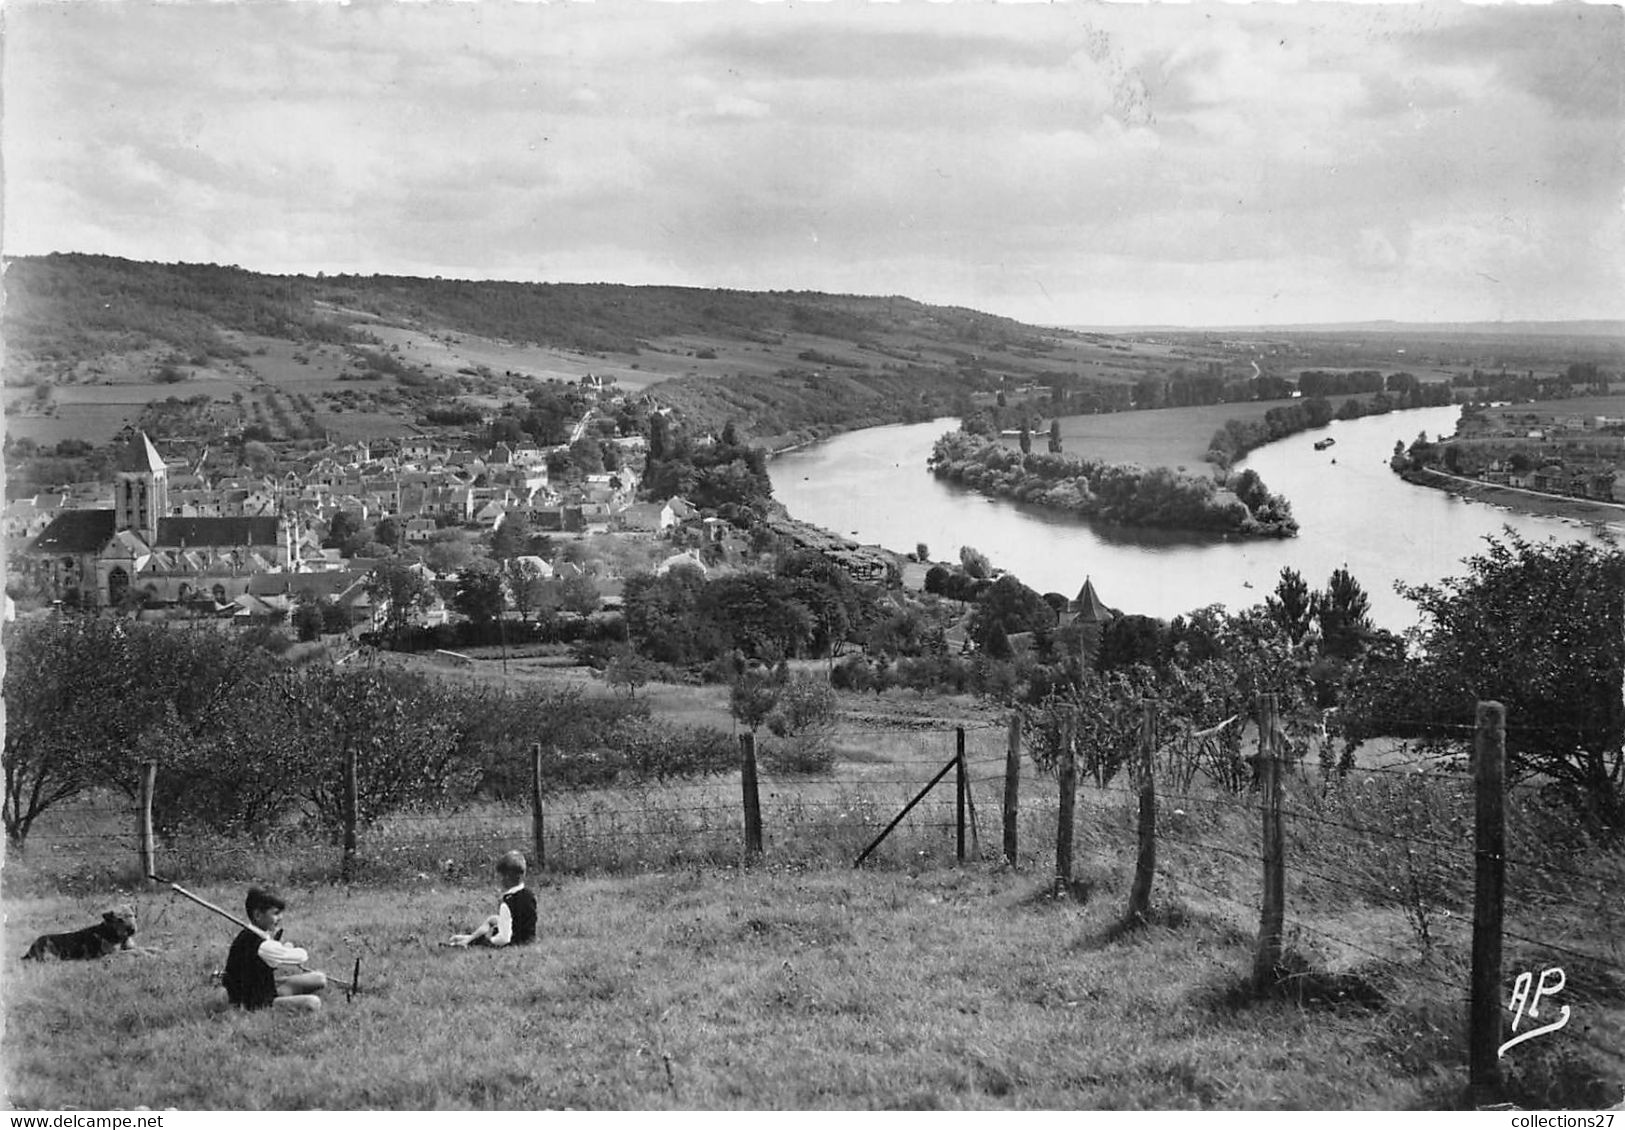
[1473,392,1625,426]
[1006,401,1322,472]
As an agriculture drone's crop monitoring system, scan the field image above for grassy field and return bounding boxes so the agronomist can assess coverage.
[0,867,1455,1110]
[1026,403,1295,471]
[5,726,1622,1110]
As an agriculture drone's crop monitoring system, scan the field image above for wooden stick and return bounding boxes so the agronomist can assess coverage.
[150,874,357,992]
[150,874,266,939]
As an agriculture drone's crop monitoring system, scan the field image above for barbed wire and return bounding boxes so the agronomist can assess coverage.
[1499,926,1625,978]
[1277,916,1468,996]
[1278,857,1474,924]
[1501,851,1625,889]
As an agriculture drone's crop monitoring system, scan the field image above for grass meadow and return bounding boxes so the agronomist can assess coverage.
[1014,402,1312,471]
[5,723,1622,1111]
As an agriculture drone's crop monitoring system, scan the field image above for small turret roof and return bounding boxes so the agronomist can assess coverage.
[1072,577,1114,623]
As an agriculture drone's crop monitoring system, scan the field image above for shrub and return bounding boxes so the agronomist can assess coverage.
[760,732,836,776]
[766,675,836,738]
[616,719,737,782]
[830,653,876,692]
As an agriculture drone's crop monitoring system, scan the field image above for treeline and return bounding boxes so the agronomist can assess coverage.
[1,618,739,848]
[1205,381,1456,468]
[3,254,351,371]
[927,431,1298,537]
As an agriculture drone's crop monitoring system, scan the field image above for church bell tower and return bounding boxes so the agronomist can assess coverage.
[114,432,169,542]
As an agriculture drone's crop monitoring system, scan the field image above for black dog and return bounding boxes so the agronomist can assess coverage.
[23,905,138,961]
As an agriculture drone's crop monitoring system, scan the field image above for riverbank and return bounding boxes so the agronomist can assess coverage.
[1398,467,1625,528]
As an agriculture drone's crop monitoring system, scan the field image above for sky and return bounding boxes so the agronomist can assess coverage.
[4,1,1623,329]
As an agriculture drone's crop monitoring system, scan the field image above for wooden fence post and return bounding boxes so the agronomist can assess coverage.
[1253,693,1284,986]
[1055,712,1077,897]
[955,727,966,863]
[740,732,763,857]
[531,743,546,873]
[342,745,359,881]
[1469,701,1507,1105]
[1003,714,1021,866]
[1127,707,1156,924]
[139,761,158,884]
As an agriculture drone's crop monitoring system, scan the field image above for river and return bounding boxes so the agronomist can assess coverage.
[768,406,1621,633]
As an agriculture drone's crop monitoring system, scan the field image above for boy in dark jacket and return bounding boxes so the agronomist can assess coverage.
[445,850,537,948]
[222,887,328,1013]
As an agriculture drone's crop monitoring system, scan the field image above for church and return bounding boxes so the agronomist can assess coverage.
[23,433,304,611]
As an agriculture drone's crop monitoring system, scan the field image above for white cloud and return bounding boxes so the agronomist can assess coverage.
[3,1,1621,325]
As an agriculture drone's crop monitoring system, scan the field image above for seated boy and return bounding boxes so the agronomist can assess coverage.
[222,887,328,1013]
[445,850,537,948]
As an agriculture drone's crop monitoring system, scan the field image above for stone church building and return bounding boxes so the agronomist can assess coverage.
[23,433,303,610]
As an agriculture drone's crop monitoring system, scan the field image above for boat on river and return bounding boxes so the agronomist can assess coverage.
[1314,437,1336,451]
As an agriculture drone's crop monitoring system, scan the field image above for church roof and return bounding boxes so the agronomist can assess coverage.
[27,510,116,554]
[155,516,280,548]
[115,432,168,474]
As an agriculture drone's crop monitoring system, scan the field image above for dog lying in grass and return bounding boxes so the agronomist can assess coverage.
[22,905,138,961]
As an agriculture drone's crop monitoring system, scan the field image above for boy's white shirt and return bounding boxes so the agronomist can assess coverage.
[489,883,525,947]
[256,937,309,968]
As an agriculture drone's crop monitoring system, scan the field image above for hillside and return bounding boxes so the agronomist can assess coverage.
[2,253,1219,451]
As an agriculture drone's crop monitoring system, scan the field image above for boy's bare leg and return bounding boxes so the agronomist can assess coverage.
[446,914,499,947]
[272,994,322,1013]
[279,971,327,995]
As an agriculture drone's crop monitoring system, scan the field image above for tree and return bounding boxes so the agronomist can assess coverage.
[1019,423,1032,455]
[568,436,605,476]
[374,517,401,551]
[489,416,524,445]
[292,597,325,642]
[559,573,601,617]
[983,621,1013,660]
[365,561,435,643]
[489,511,533,561]
[453,561,506,624]
[3,615,126,845]
[423,536,474,576]
[649,412,671,459]
[1230,469,1270,512]
[1343,533,1624,829]
[729,662,785,734]
[503,557,551,622]
[1264,567,1315,645]
[971,574,1052,641]
[242,440,277,475]
[960,544,992,579]
[2,617,277,845]
[323,510,361,551]
[1315,567,1372,659]
[1048,420,1062,453]
[277,665,475,830]
[923,564,953,596]
[604,645,655,699]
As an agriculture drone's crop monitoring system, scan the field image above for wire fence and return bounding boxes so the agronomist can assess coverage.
[4,724,1023,889]
[10,714,1622,986]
